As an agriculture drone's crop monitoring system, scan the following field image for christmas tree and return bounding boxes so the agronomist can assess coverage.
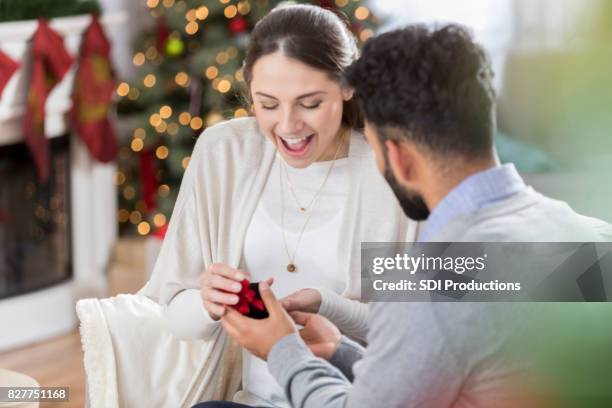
[115,0,379,237]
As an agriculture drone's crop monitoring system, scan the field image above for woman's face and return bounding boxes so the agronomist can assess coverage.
[250,51,352,168]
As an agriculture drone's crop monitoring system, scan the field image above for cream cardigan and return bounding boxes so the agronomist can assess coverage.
[77,117,417,407]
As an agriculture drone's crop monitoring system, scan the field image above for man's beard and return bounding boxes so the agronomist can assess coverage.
[383,166,430,221]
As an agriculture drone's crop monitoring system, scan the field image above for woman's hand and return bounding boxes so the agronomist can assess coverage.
[200,263,273,320]
[200,263,247,320]
[280,288,322,314]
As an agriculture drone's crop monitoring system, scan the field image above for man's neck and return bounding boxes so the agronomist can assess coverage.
[424,155,500,212]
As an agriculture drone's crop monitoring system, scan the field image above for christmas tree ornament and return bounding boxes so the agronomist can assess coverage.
[70,14,119,163]
[139,148,157,211]
[155,17,171,51]
[228,15,249,34]
[164,36,185,57]
[22,19,73,182]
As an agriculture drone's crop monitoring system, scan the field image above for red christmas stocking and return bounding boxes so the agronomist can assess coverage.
[22,19,73,182]
[70,14,118,163]
[0,50,19,97]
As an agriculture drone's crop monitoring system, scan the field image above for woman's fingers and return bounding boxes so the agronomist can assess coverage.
[208,273,243,293]
[202,286,239,305]
[203,300,225,319]
[208,263,248,281]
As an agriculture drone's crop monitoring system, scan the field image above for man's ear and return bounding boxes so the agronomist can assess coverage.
[385,139,421,188]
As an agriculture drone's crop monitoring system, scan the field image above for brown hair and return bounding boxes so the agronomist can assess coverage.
[242,4,363,129]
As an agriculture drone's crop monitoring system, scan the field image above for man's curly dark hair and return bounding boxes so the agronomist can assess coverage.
[345,24,496,159]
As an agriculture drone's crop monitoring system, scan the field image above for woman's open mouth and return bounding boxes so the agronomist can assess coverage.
[278,134,315,157]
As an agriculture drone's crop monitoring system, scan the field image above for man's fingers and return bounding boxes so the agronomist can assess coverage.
[279,293,298,311]
[289,311,311,326]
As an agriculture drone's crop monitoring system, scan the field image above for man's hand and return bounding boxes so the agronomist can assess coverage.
[221,281,296,360]
[280,288,322,313]
[290,311,341,360]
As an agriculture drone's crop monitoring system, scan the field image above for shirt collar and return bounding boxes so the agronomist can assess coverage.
[418,163,526,242]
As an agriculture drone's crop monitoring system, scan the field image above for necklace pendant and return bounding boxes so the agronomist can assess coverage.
[287,263,296,272]
[299,207,306,213]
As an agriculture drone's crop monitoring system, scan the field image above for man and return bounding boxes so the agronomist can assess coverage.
[207,24,611,408]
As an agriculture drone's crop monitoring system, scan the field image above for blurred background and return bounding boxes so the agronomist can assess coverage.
[0,0,611,406]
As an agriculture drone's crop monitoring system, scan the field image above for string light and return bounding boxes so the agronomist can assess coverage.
[190,117,204,130]
[234,108,248,118]
[149,113,162,127]
[167,122,179,135]
[227,47,238,59]
[158,184,170,197]
[123,186,136,200]
[145,46,158,60]
[224,5,238,19]
[153,213,167,227]
[138,221,151,235]
[160,105,172,119]
[155,121,168,133]
[196,6,209,20]
[355,6,370,20]
[178,112,192,125]
[217,79,232,93]
[335,0,348,6]
[186,9,197,21]
[136,200,147,213]
[133,52,146,66]
[219,0,231,4]
[205,66,219,79]
[175,71,190,87]
[127,88,140,100]
[156,145,169,159]
[116,82,130,96]
[130,211,142,224]
[237,1,251,15]
[185,21,199,35]
[131,139,144,152]
[143,74,156,87]
[234,68,244,82]
[117,209,130,223]
[216,52,229,65]
[134,128,146,139]
[359,28,374,42]
[162,0,175,8]
[206,111,224,126]
[181,156,191,169]
[146,0,159,8]
[114,171,126,185]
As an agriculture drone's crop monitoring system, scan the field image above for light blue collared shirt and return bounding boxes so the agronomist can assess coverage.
[418,163,526,242]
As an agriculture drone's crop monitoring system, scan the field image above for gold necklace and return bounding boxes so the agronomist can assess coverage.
[283,129,348,213]
[279,137,344,273]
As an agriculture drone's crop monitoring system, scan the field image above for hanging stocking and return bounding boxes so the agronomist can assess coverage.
[22,19,73,182]
[0,50,19,98]
[70,14,118,162]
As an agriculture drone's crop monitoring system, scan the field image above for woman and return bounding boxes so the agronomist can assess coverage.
[141,4,418,407]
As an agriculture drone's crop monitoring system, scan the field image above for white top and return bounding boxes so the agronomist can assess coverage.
[241,155,350,407]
